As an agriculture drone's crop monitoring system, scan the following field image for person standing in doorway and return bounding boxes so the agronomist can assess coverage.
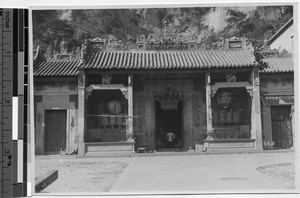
[166,130,175,148]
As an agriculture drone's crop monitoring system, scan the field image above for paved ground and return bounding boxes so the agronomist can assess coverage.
[109,152,296,194]
[35,151,297,196]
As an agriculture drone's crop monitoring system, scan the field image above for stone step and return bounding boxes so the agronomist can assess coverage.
[84,141,135,154]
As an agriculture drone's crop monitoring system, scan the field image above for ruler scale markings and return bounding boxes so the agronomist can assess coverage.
[13,9,18,97]
[23,8,28,197]
[16,9,24,195]
[0,8,28,197]
[12,141,17,184]
[18,10,23,52]
[1,9,13,198]
[0,9,2,198]
[18,53,24,95]
[12,9,18,196]
[24,28,28,66]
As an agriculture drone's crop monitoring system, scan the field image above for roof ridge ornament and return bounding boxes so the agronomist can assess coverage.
[87,34,252,52]
[44,40,83,61]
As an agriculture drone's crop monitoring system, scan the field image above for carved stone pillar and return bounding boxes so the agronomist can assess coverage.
[205,73,214,140]
[78,70,86,154]
[251,68,263,150]
[127,74,134,142]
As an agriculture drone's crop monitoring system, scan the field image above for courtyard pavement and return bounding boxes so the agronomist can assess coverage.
[109,152,297,194]
[34,151,298,198]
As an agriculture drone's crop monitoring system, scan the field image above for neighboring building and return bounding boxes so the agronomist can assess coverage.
[34,31,270,155]
[33,45,80,155]
[260,17,295,150]
[267,18,294,57]
[260,58,294,150]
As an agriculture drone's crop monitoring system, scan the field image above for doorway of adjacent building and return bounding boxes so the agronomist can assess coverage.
[44,110,67,154]
[271,106,293,149]
[155,100,183,150]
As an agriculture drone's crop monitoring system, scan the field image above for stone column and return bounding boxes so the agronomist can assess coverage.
[78,70,86,154]
[291,105,295,149]
[251,68,263,150]
[127,74,134,142]
[205,73,214,140]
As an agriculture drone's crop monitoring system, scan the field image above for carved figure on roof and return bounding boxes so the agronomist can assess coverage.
[60,41,68,54]
[86,33,251,52]
[44,46,53,61]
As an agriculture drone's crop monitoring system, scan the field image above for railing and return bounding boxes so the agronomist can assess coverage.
[86,114,128,129]
[214,126,241,139]
[212,109,251,139]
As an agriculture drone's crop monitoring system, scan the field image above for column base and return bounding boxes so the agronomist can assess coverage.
[206,130,215,140]
[126,133,135,142]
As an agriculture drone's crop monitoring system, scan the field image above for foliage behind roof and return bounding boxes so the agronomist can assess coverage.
[267,18,293,45]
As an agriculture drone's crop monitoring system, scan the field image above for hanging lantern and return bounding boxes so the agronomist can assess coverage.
[157,94,182,110]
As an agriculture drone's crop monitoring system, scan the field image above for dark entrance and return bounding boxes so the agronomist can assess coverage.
[271,106,293,149]
[155,100,183,150]
[44,110,67,154]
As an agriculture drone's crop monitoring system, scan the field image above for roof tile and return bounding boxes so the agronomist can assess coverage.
[34,50,257,76]
[83,50,255,70]
[34,60,80,76]
[261,58,293,73]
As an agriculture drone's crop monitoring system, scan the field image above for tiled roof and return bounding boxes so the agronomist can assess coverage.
[82,50,256,70]
[34,60,81,76]
[261,58,294,73]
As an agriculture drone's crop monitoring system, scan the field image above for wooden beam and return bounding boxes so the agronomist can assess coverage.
[84,67,252,75]
[86,84,127,92]
[212,81,252,90]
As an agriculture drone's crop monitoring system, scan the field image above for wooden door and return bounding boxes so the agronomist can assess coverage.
[271,106,293,149]
[44,110,67,154]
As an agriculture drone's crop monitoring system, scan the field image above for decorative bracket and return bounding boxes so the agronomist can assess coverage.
[246,87,253,98]
[211,90,218,98]
[122,90,128,100]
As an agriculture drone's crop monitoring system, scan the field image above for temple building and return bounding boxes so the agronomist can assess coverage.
[33,25,294,155]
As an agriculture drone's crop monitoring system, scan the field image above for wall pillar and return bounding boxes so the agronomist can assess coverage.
[127,74,135,142]
[205,73,214,140]
[291,105,295,149]
[78,70,86,154]
[251,68,263,150]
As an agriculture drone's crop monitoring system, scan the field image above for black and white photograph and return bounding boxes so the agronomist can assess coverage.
[30,3,298,196]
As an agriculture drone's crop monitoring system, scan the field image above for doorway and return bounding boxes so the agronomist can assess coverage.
[271,106,293,149]
[44,110,67,154]
[155,100,183,150]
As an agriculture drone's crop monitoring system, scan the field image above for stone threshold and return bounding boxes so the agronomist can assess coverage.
[74,148,294,159]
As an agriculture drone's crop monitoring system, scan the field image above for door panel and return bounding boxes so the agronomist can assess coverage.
[45,110,67,154]
[271,106,293,149]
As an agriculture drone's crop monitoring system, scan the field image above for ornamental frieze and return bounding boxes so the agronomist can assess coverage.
[87,34,251,52]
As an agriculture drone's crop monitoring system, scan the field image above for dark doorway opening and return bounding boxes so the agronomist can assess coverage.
[271,106,293,149]
[44,110,67,154]
[155,100,183,150]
